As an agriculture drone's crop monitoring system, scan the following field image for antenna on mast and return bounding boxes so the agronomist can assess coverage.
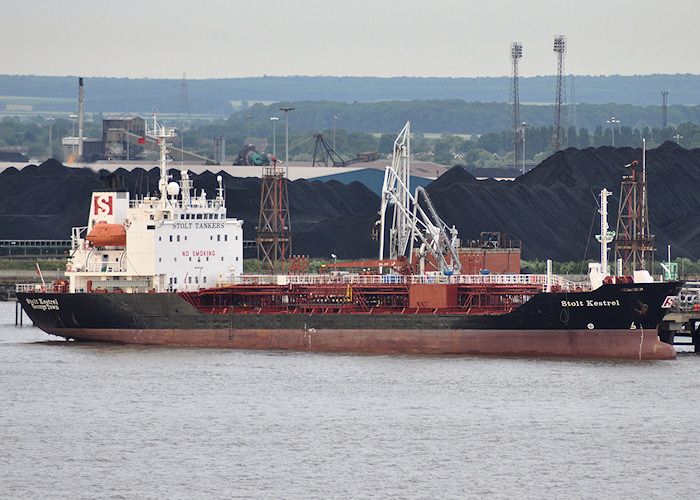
[146,110,177,207]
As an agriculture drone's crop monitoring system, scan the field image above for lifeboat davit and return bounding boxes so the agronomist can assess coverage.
[86,221,126,246]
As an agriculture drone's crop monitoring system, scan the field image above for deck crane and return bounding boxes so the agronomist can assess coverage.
[377,122,462,275]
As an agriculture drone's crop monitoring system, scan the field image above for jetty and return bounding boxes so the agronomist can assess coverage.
[659,282,700,352]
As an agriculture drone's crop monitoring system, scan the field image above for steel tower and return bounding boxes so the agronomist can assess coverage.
[614,141,655,275]
[552,35,567,151]
[256,160,292,272]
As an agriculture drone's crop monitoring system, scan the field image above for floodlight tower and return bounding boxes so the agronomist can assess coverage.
[510,42,523,168]
[552,35,567,151]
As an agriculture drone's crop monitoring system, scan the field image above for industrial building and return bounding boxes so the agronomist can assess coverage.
[62,115,209,163]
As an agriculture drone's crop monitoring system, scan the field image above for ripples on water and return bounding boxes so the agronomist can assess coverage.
[2,301,700,499]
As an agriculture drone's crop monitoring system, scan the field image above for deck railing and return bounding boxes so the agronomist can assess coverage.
[16,282,68,293]
[219,273,587,291]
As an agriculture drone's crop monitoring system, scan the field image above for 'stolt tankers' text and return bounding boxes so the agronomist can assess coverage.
[172,222,226,230]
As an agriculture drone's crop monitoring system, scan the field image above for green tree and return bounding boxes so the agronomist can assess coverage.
[593,125,604,146]
[477,132,505,154]
[579,128,590,148]
[378,133,395,154]
[433,140,453,165]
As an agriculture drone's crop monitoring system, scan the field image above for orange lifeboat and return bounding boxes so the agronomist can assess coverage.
[86,221,126,246]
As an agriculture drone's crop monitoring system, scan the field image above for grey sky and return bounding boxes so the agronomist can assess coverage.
[5,0,698,79]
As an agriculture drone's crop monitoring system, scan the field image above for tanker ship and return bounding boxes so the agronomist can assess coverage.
[16,120,682,360]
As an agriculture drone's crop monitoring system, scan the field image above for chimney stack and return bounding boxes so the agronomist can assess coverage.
[78,77,84,160]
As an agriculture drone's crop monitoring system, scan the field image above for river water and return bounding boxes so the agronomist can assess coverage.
[2,300,700,499]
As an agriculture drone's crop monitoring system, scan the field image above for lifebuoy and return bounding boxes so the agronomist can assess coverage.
[66,264,72,272]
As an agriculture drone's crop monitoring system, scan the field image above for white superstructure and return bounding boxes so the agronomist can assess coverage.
[66,115,243,293]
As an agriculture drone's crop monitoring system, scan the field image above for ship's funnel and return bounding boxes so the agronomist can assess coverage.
[88,190,129,226]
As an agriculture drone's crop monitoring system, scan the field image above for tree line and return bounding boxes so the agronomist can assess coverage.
[1,103,699,167]
[231,100,700,137]
[2,74,699,109]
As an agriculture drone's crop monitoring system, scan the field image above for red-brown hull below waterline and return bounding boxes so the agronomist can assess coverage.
[45,327,677,360]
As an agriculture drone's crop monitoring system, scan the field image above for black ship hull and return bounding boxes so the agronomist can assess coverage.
[17,281,681,359]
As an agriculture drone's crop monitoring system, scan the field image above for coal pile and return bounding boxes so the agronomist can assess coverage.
[1,141,700,262]
[0,160,380,260]
[428,141,700,261]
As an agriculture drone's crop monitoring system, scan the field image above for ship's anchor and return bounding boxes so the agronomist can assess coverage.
[559,308,570,326]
